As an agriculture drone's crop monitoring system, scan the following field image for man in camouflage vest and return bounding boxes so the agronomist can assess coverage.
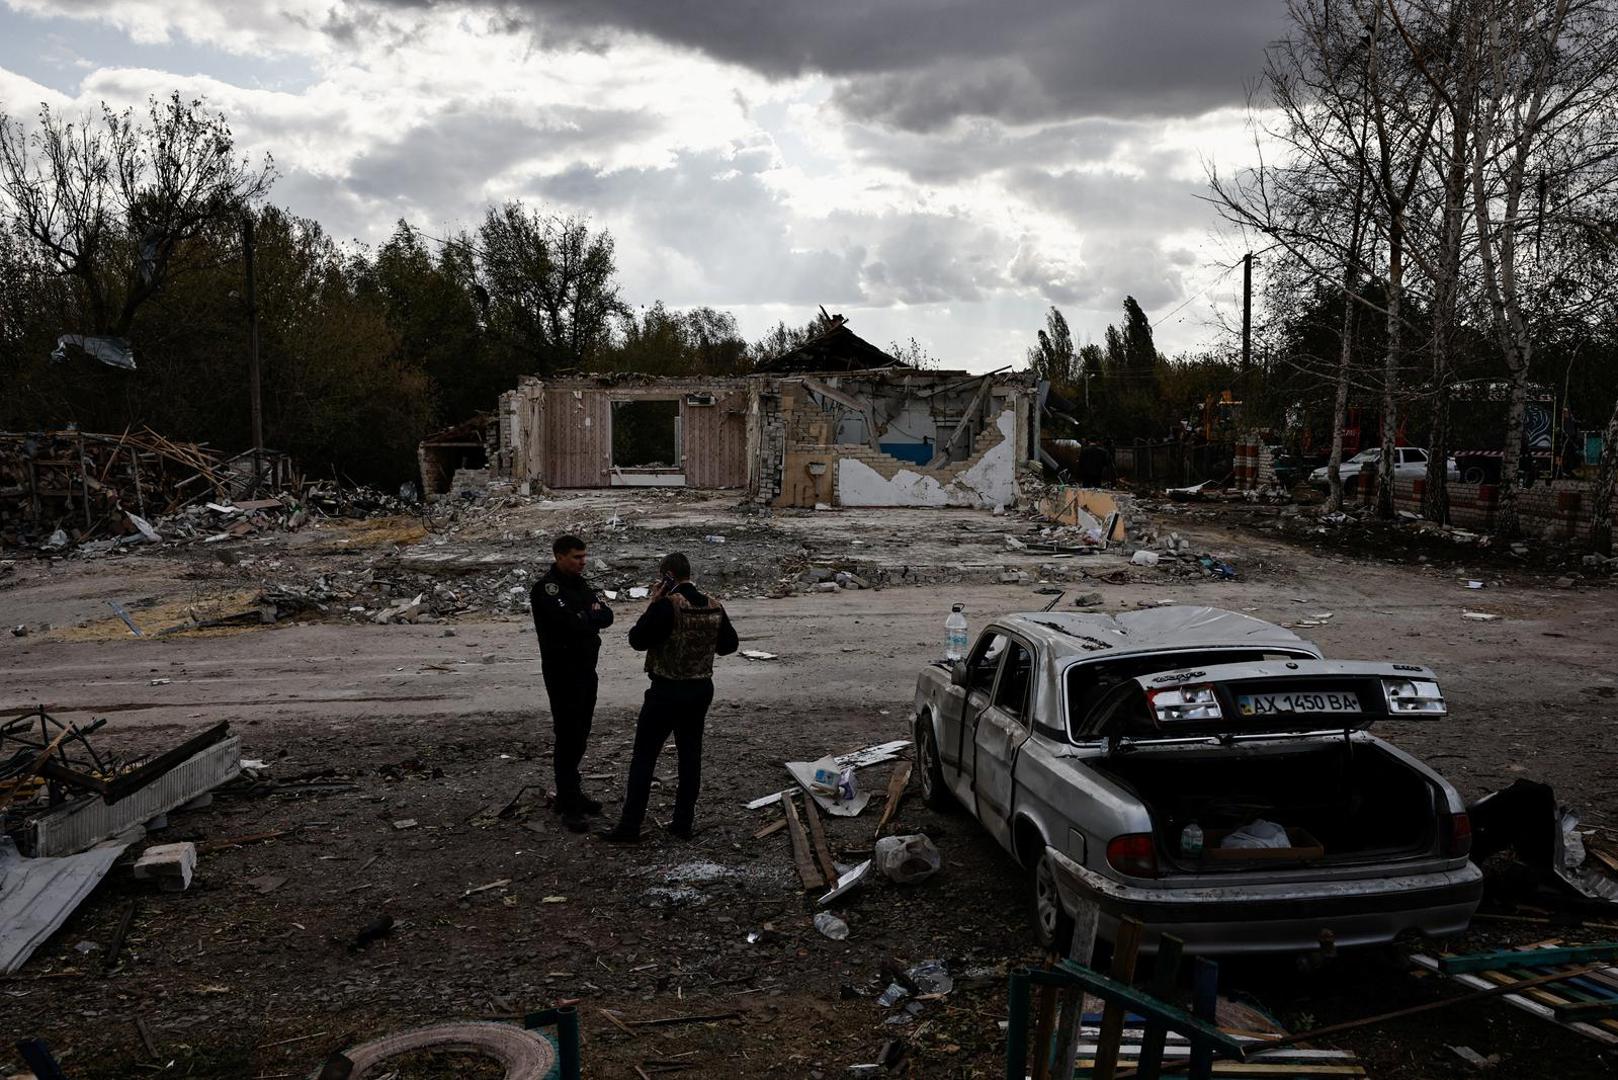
[600,551,738,843]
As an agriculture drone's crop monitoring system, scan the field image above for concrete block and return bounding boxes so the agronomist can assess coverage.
[133,842,197,892]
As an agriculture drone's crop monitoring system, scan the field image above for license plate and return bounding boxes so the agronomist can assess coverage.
[1237,691,1361,716]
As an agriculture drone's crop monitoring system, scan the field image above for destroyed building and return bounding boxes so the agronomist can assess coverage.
[482,368,1039,510]
[412,316,1042,510]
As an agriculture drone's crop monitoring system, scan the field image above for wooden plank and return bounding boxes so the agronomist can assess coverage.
[1093,918,1144,1080]
[801,795,839,884]
[874,762,912,837]
[1136,934,1185,1080]
[1189,957,1219,1080]
[1440,942,1618,975]
[926,375,994,468]
[1047,962,1245,1060]
[751,817,786,840]
[780,793,823,890]
[1080,1063,1365,1076]
[1031,984,1059,1080]
[1553,999,1618,1021]
[1262,960,1612,1051]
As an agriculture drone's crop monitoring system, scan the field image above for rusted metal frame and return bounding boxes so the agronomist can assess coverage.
[39,721,230,805]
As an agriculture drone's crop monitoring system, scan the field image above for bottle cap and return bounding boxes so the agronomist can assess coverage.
[951,603,963,612]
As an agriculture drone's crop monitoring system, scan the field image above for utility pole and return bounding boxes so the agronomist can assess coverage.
[1241,251,1252,375]
[242,214,264,490]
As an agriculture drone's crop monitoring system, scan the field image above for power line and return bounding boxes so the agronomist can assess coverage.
[1149,258,1244,331]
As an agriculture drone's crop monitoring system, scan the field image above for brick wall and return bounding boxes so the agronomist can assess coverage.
[1358,476,1595,541]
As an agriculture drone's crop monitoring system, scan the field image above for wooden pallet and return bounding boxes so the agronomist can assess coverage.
[1411,942,1618,1046]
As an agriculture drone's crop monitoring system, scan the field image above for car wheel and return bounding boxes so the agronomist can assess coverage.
[915,715,954,811]
[1032,847,1075,954]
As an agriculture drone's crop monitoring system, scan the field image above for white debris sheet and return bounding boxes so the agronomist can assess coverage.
[743,739,910,813]
[0,837,127,974]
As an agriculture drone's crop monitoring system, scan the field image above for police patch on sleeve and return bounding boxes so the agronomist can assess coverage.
[545,583,560,596]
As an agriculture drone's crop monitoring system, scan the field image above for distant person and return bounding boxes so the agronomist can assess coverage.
[1555,408,1582,480]
[600,552,738,843]
[530,535,614,833]
[1078,440,1111,487]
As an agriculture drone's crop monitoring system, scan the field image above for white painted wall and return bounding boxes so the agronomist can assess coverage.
[837,409,1017,508]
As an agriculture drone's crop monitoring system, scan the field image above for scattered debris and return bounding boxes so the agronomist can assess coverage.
[132,841,197,892]
[814,911,850,940]
[872,834,942,885]
[818,859,873,905]
[0,837,128,974]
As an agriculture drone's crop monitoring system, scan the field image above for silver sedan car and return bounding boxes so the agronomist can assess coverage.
[912,607,1482,955]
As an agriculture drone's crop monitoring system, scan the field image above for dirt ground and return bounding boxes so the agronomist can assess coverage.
[2,491,1616,1079]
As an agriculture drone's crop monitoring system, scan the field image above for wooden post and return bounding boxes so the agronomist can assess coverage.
[1135,934,1185,1080]
[1188,957,1218,1080]
[1030,984,1059,1080]
[1050,896,1101,1080]
[1092,918,1144,1080]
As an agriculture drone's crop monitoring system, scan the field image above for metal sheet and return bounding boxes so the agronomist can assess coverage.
[25,736,242,857]
[0,837,127,974]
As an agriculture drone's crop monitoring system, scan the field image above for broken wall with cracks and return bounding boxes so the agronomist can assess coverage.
[487,369,1038,508]
[498,374,753,492]
[754,371,1038,509]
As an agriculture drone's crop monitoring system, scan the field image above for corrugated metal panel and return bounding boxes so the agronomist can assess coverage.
[0,838,127,973]
[683,390,749,488]
[25,736,242,857]
[543,388,610,488]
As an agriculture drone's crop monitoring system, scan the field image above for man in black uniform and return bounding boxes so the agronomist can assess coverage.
[600,551,738,843]
[531,534,613,832]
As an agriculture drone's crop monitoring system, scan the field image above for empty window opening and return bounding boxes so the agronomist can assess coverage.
[612,400,680,469]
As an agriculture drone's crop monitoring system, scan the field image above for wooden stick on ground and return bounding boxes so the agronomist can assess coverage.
[751,817,787,840]
[802,795,839,884]
[874,762,913,837]
[780,793,824,890]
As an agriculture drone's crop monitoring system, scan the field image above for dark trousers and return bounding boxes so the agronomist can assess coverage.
[543,667,597,812]
[616,677,715,835]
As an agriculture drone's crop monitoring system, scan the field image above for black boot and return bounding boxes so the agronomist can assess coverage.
[597,824,640,843]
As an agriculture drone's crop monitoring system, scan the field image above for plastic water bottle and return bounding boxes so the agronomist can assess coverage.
[1180,821,1204,858]
[945,604,968,660]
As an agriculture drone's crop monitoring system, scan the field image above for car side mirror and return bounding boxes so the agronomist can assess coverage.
[950,661,969,688]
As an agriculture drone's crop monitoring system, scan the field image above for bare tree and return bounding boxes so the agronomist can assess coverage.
[1465,0,1618,536]
[0,92,274,338]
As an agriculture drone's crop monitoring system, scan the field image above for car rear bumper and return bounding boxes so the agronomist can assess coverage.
[1048,849,1483,956]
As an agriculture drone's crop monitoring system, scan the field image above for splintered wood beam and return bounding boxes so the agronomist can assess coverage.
[780,793,824,890]
[800,376,883,453]
[802,795,840,884]
[926,374,995,468]
[874,762,912,838]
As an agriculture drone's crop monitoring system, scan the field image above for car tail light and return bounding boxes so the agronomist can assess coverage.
[1442,811,1472,858]
[1383,678,1446,715]
[1147,684,1222,724]
[1106,833,1159,878]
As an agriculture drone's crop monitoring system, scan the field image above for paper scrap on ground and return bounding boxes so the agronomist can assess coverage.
[740,649,778,661]
[786,760,870,817]
[744,740,908,809]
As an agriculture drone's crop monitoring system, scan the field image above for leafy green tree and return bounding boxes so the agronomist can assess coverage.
[476,202,624,374]
[1026,306,1075,386]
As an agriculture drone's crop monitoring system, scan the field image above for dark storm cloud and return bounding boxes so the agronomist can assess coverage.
[346,103,653,204]
[370,0,1284,129]
[841,116,1139,186]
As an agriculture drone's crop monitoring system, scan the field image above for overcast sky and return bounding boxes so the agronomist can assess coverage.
[0,0,1288,372]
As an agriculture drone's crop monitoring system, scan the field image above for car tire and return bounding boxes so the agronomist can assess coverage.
[1032,847,1075,954]
[915,715,954,811]
[1462,465,1486,485]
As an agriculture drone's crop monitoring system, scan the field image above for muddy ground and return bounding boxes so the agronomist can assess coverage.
[2,491,1616,1078]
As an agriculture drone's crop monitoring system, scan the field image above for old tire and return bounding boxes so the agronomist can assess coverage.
[915,715,954,811]
[1032,847,1075,954]
[312,1023,556,1079]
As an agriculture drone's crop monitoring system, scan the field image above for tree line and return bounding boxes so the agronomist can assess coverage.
[0,94,869,484]
[1206,0,1618,547]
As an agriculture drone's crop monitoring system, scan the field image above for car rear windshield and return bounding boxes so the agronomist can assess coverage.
[1064,650,1312,739]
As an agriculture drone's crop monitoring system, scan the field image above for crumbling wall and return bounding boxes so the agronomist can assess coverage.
[837,407,1018,508]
